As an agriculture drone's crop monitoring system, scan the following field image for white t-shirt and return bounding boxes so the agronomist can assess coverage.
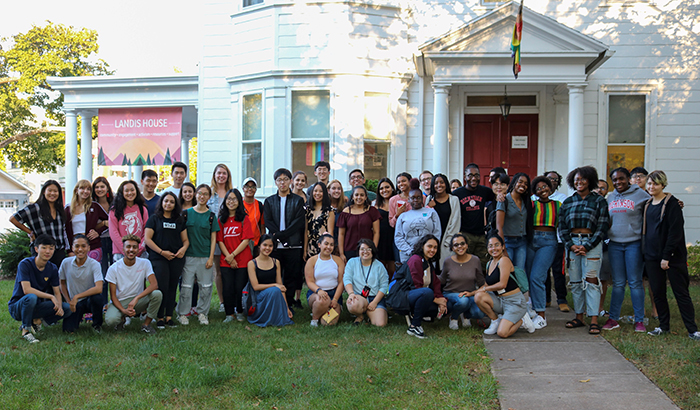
[59,257,102,302]
[71,212,87,235]
[105,258,154,301]
[162,185,182,196]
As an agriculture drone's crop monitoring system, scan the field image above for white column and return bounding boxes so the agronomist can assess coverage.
[432,84,451,175]
[64,109,78,202]
[181,135,190,180]
[567,83,587,173]
[80,112,94,182]
[132,165,143,182]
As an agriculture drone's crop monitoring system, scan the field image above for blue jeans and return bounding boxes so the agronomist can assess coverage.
[62,295,104,332]
[568,237,603,317]
[505,236,527,270]
[526,231,558,312]
[608,240,645,322]
[444,292,484,320]
[408,287,437,327]
[8,294,72,331]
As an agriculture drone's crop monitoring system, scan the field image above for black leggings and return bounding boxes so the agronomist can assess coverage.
[221,267,249,315]
[646,260,697,334]
[152,257,185,319]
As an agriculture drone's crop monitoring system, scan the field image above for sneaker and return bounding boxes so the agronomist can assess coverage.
[22,332,39,343]
[31,320,43,334]
[484,317,501,335]
[178,315,190,325]
[521,313,536,333]
[198,314,209,325]
[156,320,166,329]
[166,319,177,328]
[141,324,157,335]
[139,312,147,321]
[634,322,646,333]
[185,307,197,317]
[449,319,459,330]
[218,303,225,313]
[293,300,303,309]
[92,325,102,334]
[310,319,319,327]
[460,314,471,328]
[599,310,608,317]
[558,303,570,312]
[532,316,547,330]
[124,317,132,327]
[407,325,426,339]
[602,319,620,331]
[647,327,668,336]
[236,313,246,322]
[223,316,235,323]
[115,317,126,331]
[422,316,433,322]
[689,331,700,341]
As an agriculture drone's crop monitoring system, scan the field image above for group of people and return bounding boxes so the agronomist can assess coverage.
[7,159,699,342]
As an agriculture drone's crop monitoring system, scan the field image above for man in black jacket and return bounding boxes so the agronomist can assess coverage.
[264,168,306,308]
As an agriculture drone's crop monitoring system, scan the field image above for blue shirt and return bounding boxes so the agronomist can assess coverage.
[9,257,59,305]
[144,194,161,218]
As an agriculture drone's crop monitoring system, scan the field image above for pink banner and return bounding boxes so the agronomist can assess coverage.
[97,107,182,166]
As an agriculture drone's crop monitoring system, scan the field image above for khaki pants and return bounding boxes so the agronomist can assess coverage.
[463,232,489,272]
[104,290,163,326]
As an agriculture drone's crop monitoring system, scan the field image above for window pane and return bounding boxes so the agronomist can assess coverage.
[364,93,392,140]
[608,95,645,144]
[242,143,261,182]
[292,142,329,177]
[607,145,645,187]
[243,94,262,141]
[364,142,389,181]
[292,91,330,140]
[243,0,263,7]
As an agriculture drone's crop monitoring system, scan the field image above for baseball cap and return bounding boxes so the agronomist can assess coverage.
[242,177,258,187]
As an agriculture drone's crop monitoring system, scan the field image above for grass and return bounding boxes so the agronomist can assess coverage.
[597,283,700,410]
[0,280,498,410]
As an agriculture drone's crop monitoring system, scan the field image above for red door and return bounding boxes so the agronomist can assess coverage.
[464,114,538,184]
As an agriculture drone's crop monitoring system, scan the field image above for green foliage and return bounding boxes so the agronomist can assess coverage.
[0,229,31,278]
[0,22,112,172]
[687,242,700,280]
[365,178,378,194]
[189,137,197,183]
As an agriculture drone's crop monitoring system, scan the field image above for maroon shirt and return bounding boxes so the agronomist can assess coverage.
[337,206,381,252]
[64,202,108,250]
[407,254,443,298]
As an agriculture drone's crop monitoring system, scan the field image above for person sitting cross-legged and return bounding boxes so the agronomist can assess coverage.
[8,234,72,343]
[59,234,105,333]
[104,234,162,334]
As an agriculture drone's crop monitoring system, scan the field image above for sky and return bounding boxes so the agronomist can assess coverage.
[1,0,204,76]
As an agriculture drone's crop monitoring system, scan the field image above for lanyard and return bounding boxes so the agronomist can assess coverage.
[360,261,372,283]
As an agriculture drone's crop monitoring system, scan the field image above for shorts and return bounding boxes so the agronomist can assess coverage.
[306,288,343,306]
[489,291,527,325]
[366,295,387,310]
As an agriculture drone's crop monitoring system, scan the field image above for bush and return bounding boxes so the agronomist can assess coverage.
[0,229,31,278]
[365,179,378,194]
[688,241,700,280]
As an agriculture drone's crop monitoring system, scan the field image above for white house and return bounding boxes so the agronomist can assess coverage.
[50,0,700,241]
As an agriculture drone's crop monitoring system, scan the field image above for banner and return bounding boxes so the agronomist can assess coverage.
[97,107,182,166]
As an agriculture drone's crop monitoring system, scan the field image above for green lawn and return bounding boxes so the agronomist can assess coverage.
[0,280,498,409]
[598,283,700,410]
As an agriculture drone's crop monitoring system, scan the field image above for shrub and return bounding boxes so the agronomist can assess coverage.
[365,179,378,194]
[688,241,700,281]
[0,229,31,278]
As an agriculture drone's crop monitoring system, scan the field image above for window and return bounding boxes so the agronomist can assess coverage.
[243,0,263,7]
[363,92,392,181]
[606,94,646,184]
[0,200,17,209]
[291,91,330,176]
[242,93,262,182]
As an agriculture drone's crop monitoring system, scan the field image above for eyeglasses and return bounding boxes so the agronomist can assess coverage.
[466,173,480,179]
[359,248,372,253]
[196,191,210,197]
[276,177,290,183]
[453,242,467,247]
[534,186,549,192]
[420,177,432,183]
[243,185,256,190]
[350,175,364,181]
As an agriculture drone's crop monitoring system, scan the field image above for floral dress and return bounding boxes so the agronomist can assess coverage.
[306,207,331,257]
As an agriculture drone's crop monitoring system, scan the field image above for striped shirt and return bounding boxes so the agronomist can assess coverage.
[558,192,610,251]
[13,203,69,250]
[533,200,560,228]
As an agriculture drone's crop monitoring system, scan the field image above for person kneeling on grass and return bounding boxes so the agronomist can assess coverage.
[475,233,535,338]
[59,234,104,333]
[8,234,72,343]
[405,235,448,339]
[104,234,162,334]
[305,233,345,327]
[344,238,389,327]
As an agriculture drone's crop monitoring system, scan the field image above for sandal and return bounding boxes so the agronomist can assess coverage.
[589,323,601,335]
[353,317,364,326]
[565,318,585,328]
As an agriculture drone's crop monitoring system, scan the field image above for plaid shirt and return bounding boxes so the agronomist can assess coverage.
[13,203,69,250]
[558,192,610,251]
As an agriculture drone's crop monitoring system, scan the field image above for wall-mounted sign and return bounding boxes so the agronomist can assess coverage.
[97,107,182,166]
[512,135,528,149]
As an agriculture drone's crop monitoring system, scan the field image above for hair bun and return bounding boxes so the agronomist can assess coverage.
[409,178,421,191]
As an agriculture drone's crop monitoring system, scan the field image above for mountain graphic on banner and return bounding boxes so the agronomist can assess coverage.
[98,146,181,166]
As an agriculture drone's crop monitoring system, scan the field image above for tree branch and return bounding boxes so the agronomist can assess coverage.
[0,127,64,149]
[0,77,20,85]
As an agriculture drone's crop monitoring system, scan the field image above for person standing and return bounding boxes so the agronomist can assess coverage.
[304,182,335,259]
[92,177,114,304]
[162,161,188,196]
[495,173,532,270]
[337,185,380,262]
[419,170,433,197]
[108,180,148,261]
[643,171,699,340]
[344,169,376,202]
[208,164,233,314]
[292,171,308,202]
[242,177,265,252]
[64,179,108,262]
[59,234,104,333]
[373,177,396,278]
[394,179,441,264]
[313,161,331,187]
[539,171,570,312]
[264,168,306,308]
[426,173,461,269]
[141,169,160,217]
[179,182,196,211]
[452,164,495,271]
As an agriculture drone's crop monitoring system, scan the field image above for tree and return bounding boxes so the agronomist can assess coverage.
[0,22,112,172]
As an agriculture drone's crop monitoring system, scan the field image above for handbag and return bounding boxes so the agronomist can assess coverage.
[385,262,414,315]
[241,282,258,316]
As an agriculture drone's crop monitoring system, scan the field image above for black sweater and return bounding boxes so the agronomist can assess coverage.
[642,194,687,265]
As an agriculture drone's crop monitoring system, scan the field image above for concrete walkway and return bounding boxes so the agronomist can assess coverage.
[483,305,679,410]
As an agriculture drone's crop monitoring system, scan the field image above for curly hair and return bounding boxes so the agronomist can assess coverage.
[111,180,145,221]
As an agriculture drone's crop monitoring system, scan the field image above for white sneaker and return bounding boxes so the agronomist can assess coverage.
[198,314,209,325]
[310,319,319,327]
[532,315,547,330]
[484,317,501,335]
[124,317,132,327]
[218,303,225,313]
[521,313,536,333]
[460,314,471,328]
[449,319,459,330]
[178,315,189,326]
[235,313,246,322]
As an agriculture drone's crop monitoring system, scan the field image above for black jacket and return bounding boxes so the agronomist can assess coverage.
[263,192,306,247]
[642,194,687,265]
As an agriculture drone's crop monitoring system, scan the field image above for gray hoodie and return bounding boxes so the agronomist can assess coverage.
[607,184,650,243]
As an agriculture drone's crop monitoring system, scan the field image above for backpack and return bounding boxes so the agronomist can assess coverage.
[241,282,258,316]
[486,260,529,294]
[385,262,414,315]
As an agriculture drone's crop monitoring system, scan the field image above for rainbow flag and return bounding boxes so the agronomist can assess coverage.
[306,142,325,166]
[511,1,523,79]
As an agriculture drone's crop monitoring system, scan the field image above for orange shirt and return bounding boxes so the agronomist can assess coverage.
[243,199,263,245]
